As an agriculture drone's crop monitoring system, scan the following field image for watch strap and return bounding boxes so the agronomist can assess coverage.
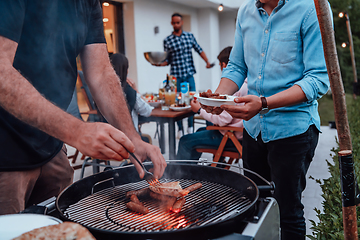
[260,96,268,109]
[197,108,201,114]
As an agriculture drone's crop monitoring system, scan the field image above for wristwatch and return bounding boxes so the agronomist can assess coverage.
[259,96,269,114]
[197,108,201,114]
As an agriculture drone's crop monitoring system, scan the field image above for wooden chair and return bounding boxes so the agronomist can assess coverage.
[195,126,243,170]
[67,71,106,170]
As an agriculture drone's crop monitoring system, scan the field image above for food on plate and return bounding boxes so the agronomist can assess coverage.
[184,183,203,192]
[125,188,150,198]
[126,201,149,214]
[199,90,227,99]
[171,102,187,107]
[171,197,186,213]
[12,222,96,240]
[149,181,189,198]
[130,194,144,207]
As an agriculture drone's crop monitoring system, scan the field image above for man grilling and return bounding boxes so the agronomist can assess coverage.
[0,0,166,215]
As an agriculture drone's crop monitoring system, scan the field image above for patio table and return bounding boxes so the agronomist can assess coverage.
[139,108,194,159]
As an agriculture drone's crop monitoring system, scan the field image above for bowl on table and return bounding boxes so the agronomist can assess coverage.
[144,51,168,65]
[147,100,164,108]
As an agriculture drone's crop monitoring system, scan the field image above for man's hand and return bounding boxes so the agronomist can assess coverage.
[190,99,201,113]
[72,122,135,161]
[220,95,262,121]
[129,138,167,179]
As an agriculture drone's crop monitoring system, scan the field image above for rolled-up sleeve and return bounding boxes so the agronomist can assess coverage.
[295,6,330,101]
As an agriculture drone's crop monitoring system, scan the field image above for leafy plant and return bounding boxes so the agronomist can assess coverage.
[308,95,360,239]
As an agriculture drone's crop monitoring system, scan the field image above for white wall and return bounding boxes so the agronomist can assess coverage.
[120,0,239,94]
[219,10,237,51]
[131,0,200,94]
[197,8,221,92]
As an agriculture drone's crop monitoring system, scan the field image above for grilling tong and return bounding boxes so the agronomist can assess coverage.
[129,152,160,185]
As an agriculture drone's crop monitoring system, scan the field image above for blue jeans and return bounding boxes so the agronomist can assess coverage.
[176,75,196,130]
[242,125,319,240]
[176,127,236,160]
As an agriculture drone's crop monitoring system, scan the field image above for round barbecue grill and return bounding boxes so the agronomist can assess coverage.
[56,162,264,240]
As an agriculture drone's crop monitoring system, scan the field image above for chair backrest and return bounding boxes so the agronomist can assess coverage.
[77,71,106,122]
[78,71,96,111]
[66,88,82,120]
[195,126,243,169]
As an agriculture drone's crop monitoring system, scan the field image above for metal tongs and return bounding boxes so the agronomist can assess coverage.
[129,152,160,186]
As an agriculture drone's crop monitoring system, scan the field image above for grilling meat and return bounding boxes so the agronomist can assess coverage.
[125,187,150,198]
[130,194,144,207]
[171,197,186,213]
[126,201,149,214]
[184,183,202,192]
[149,192,177,211]
[149,181,189,198]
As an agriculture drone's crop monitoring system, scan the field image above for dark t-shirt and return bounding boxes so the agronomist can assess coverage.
[0,0,106,170]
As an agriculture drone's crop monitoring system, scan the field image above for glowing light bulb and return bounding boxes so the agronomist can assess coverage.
[339,12,344,18]
[103,18,109,23]
[342,42,347,48]
[218,4,224,12]
[103,2,110,7]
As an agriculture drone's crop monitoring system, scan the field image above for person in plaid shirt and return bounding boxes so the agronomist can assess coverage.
[154,13,212,137]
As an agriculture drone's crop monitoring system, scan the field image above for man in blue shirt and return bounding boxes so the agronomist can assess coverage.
[206,0,330,239]
[155,13,212,137]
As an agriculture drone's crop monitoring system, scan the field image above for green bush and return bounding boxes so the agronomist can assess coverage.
[308,95,360,239]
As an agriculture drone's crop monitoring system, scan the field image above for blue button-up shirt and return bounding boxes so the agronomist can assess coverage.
[222,0,330,143]
[164,31,203,78]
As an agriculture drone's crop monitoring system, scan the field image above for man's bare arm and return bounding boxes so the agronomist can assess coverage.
[0,36,134,161]
[80,44,167,178]
[199,51,211,68]
[215,78,239,95]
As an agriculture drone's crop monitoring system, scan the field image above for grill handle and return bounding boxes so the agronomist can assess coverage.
[257,182,275,192]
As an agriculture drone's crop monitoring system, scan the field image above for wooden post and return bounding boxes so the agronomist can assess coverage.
[344,13,358,84]
[313,1,358,239]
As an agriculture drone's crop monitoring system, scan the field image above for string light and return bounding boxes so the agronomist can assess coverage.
[342,42,347,48]
[103,18,109,23]
[218,4,224,12]
[339,12,344,18]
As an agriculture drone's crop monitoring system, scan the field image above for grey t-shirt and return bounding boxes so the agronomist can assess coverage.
[0,0,106,170]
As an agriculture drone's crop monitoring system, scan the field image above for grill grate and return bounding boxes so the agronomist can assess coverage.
[64,178,252,232]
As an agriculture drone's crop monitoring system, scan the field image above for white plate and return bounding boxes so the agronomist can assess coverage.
[169,105,191,111]
[195,93,236,107]
[147,100,164,108]
[0,214,62,240]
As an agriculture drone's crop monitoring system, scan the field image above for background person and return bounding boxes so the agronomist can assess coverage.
[154,13,212,138]
[176,46,247,161]
[0,0,166,215]
[205,0,331,239]
[110,53,154,143]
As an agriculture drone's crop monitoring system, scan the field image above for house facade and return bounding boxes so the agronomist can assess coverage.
[101,0,244,94]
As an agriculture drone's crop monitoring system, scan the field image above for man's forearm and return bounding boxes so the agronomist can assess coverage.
[200,51,209,64]
[215,78,239,95]
[80,44,140,141]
